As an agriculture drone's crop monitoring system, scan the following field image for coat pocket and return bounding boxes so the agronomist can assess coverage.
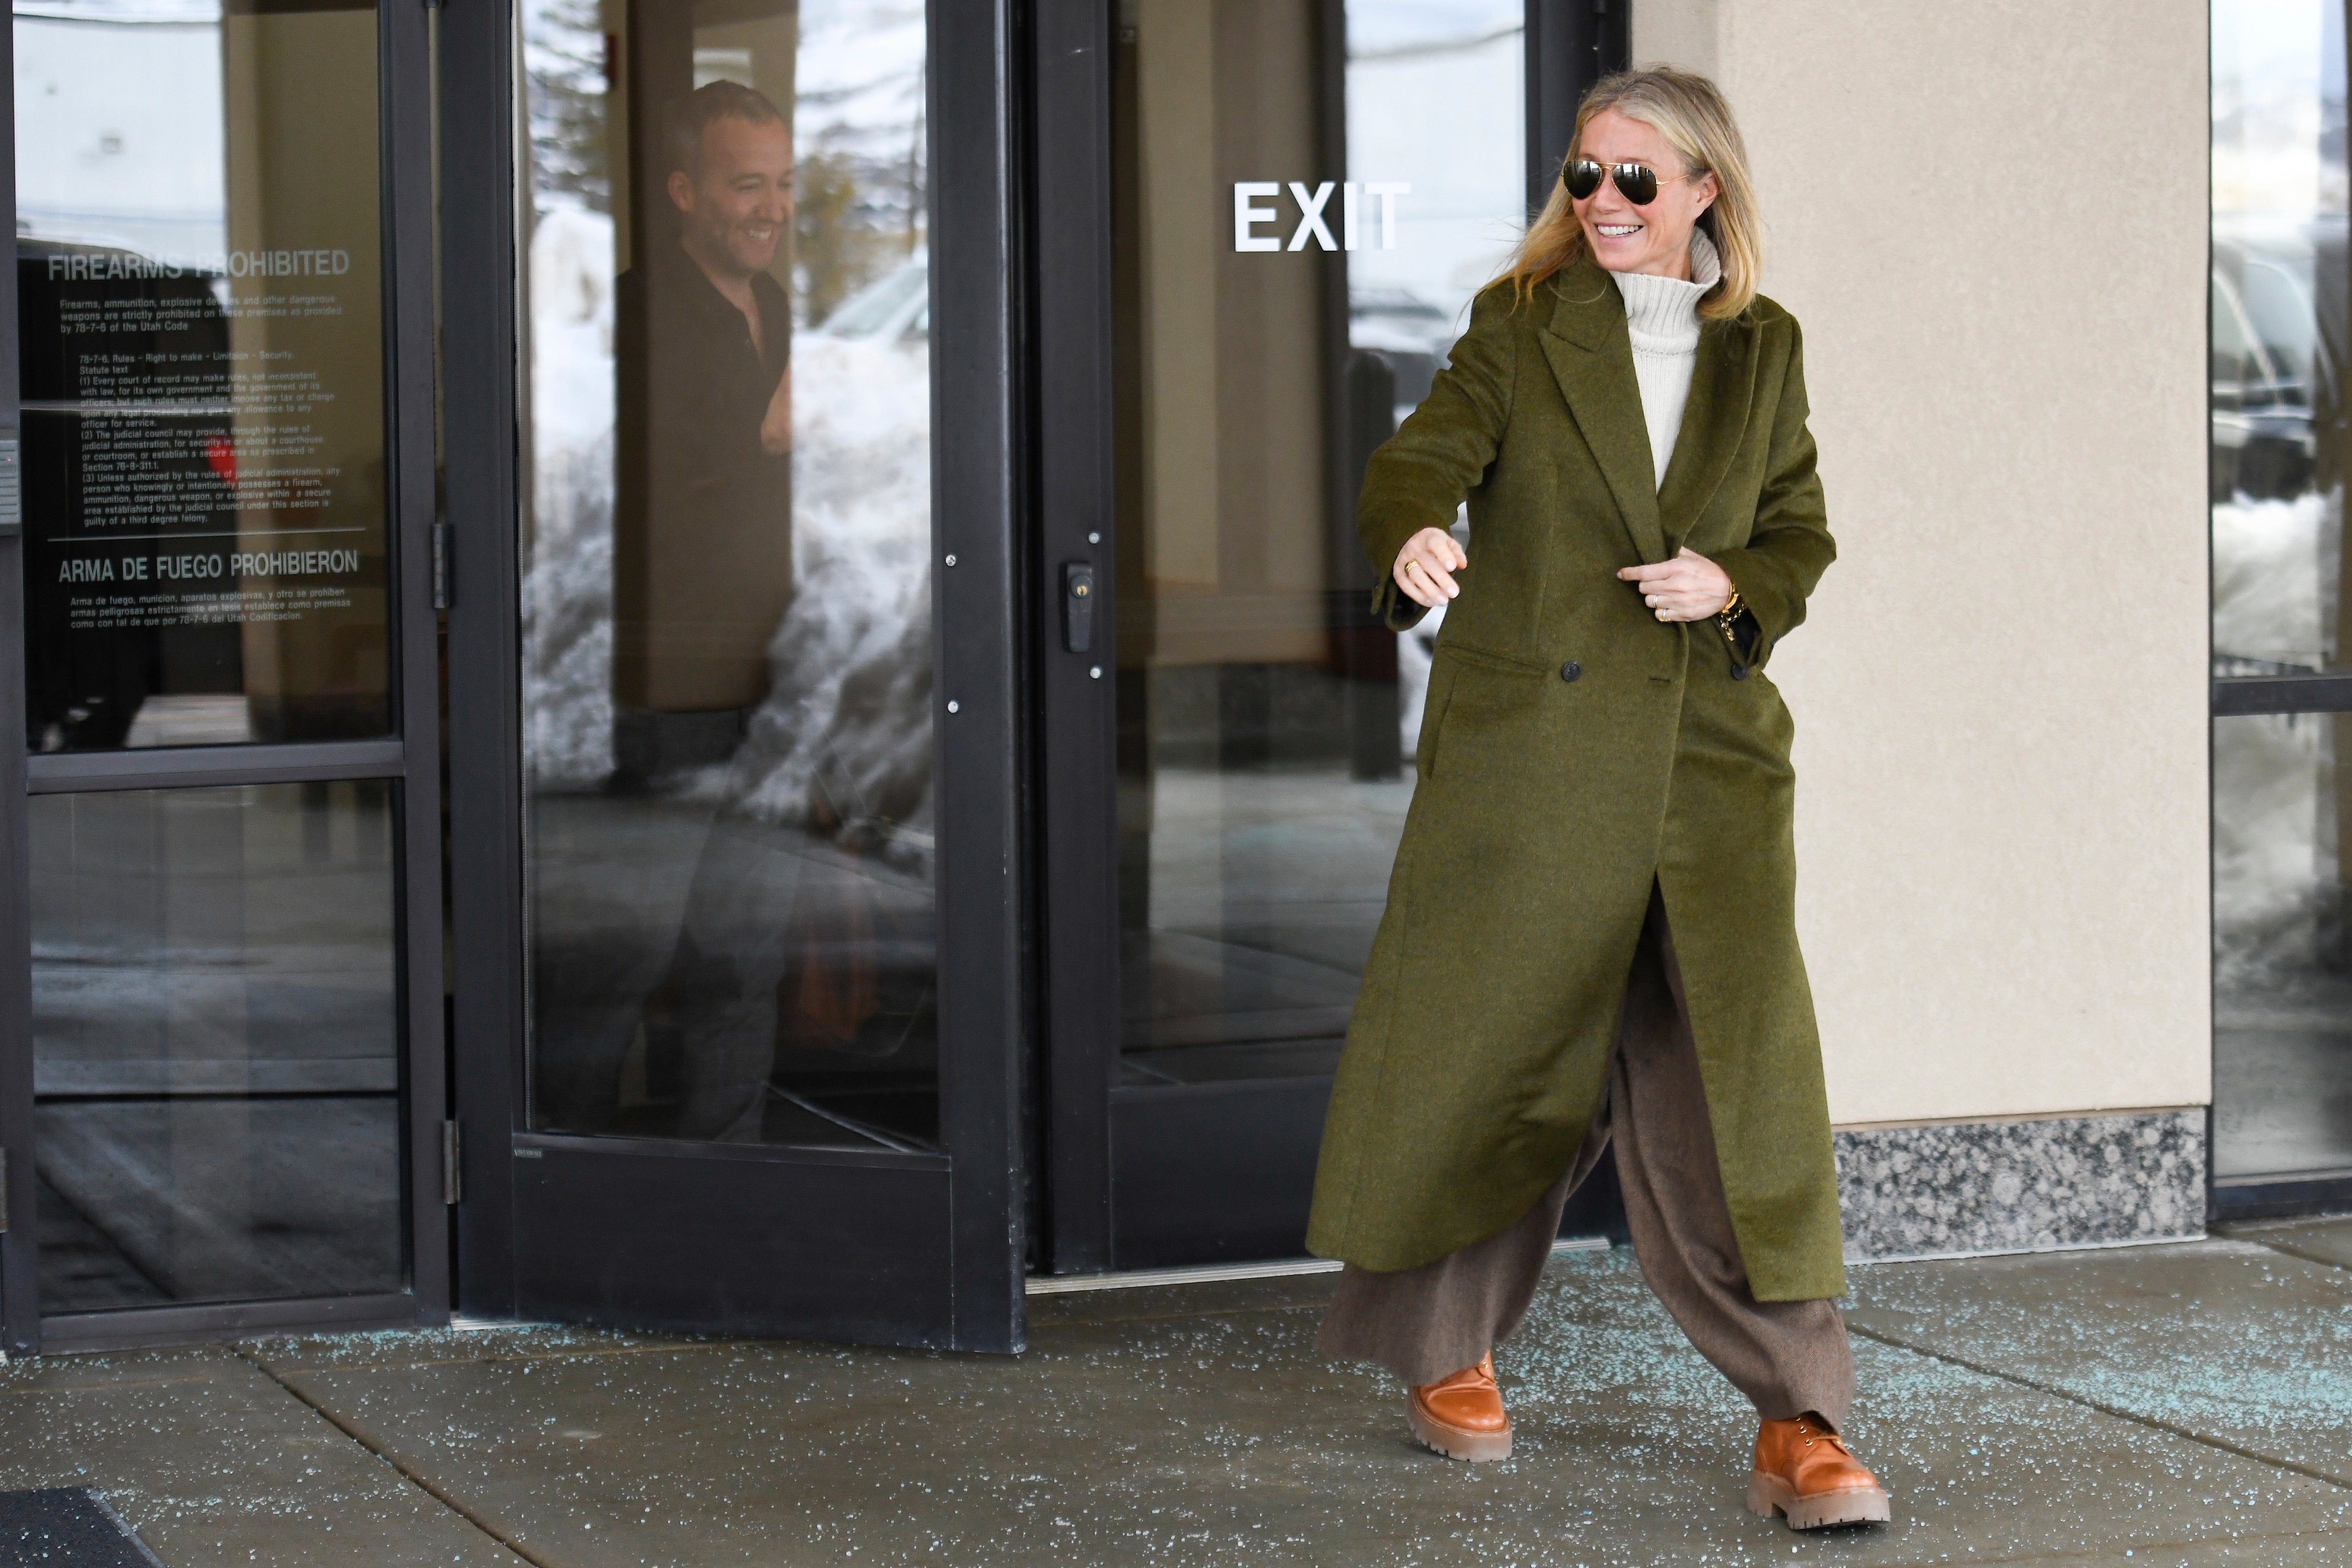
[1419,645,1546,781]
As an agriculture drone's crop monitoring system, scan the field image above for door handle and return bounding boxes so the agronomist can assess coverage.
[1062,562,1095,654]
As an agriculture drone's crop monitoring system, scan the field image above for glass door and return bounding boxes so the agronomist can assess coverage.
[439,0,1024,1347]
[1033,0,1627,1272]
[1,0,447,1351]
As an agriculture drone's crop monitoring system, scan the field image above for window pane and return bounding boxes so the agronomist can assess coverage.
[2211,0,2348,677]
[2212,0,2352,1182]
[2214,712,2352,1180]
[32,783,403,1313]
[519,0,938,1149]
[1114,1,1524,1085]
[12,0,392,751]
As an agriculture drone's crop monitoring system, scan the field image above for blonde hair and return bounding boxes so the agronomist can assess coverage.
[1495,67,1762,322]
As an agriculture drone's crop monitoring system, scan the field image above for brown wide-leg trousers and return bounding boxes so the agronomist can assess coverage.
[1317,884,1855,1430]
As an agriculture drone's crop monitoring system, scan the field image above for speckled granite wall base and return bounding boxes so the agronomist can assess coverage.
[1834,1108,2205,1262]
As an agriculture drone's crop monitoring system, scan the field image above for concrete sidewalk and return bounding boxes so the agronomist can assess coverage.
[8,1218,2352,1566]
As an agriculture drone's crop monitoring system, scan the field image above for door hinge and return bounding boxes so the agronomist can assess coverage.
[432,521,453,610]
[441,1121,462,1205]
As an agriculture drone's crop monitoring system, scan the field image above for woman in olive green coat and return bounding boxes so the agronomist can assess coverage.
[1307,69,1889,1532]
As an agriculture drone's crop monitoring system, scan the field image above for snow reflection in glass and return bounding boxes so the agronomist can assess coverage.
[519,0,938,1149]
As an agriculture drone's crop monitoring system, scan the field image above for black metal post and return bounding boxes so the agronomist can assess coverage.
[1527,0,1631,215]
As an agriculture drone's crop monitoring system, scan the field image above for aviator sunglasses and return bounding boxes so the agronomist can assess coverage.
[1561,157,1700,207]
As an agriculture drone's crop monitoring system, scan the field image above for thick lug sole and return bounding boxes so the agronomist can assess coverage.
[1746,1471,1892,1530]
[1406,1398,1512,1463]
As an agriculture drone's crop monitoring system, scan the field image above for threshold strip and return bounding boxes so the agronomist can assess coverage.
[1027,1236,1611,1296]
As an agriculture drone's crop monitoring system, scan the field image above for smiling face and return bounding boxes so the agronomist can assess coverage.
[667,114,794,279]
[1571,108,1719,280]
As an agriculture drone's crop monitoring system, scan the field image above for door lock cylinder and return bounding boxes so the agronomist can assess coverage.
[1062,562,1095,654]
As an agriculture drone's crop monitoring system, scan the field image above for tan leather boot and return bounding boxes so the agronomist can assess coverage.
[1406,1352,1511,1462]
[1746,1413,1892,1529]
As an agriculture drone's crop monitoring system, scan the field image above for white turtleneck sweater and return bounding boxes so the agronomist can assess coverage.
[1609,229,1720,489]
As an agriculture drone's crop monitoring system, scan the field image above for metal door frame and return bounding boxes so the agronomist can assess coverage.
[441,0,1028,1350]
[0,0,451,1355]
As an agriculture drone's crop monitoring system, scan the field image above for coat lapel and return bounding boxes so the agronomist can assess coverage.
[1656,316,1759,549]
[1535,261,1666,565]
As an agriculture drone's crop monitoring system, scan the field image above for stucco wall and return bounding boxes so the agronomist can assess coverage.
[1631,1,2213,1125]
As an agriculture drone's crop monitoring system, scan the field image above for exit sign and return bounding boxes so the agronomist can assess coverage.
[1233,181,1411,252]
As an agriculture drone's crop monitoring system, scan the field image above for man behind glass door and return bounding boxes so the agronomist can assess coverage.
[570,81,804,1143]
[615,80,796,758]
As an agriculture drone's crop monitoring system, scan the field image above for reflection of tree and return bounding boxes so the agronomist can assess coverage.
[792,134,928,327]
[900,55,927,254]
[526,0,610,214]
[793,120,927,327]
[791,52,927,328]
[794,151,890,328]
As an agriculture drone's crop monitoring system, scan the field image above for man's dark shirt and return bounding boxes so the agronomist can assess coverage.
[614,239,794,689]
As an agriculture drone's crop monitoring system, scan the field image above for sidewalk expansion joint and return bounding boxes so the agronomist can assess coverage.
[1844,1322,2352,1494]
[233,1347,553,1566]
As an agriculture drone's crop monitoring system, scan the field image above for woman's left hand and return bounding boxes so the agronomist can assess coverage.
[1618,547,1734,622]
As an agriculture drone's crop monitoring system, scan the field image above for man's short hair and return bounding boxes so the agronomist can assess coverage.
[663,80,787,181]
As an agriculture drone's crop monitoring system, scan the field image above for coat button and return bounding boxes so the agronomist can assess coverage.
[1559,661,1582,683]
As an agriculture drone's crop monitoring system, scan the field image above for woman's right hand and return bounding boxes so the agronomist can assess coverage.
[1393,526,1467,608]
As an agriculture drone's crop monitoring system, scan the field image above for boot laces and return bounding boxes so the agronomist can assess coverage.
[1793,1416,1851,1457]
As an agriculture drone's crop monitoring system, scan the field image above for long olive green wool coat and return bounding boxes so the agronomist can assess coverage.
[1305,254,1844,1302]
